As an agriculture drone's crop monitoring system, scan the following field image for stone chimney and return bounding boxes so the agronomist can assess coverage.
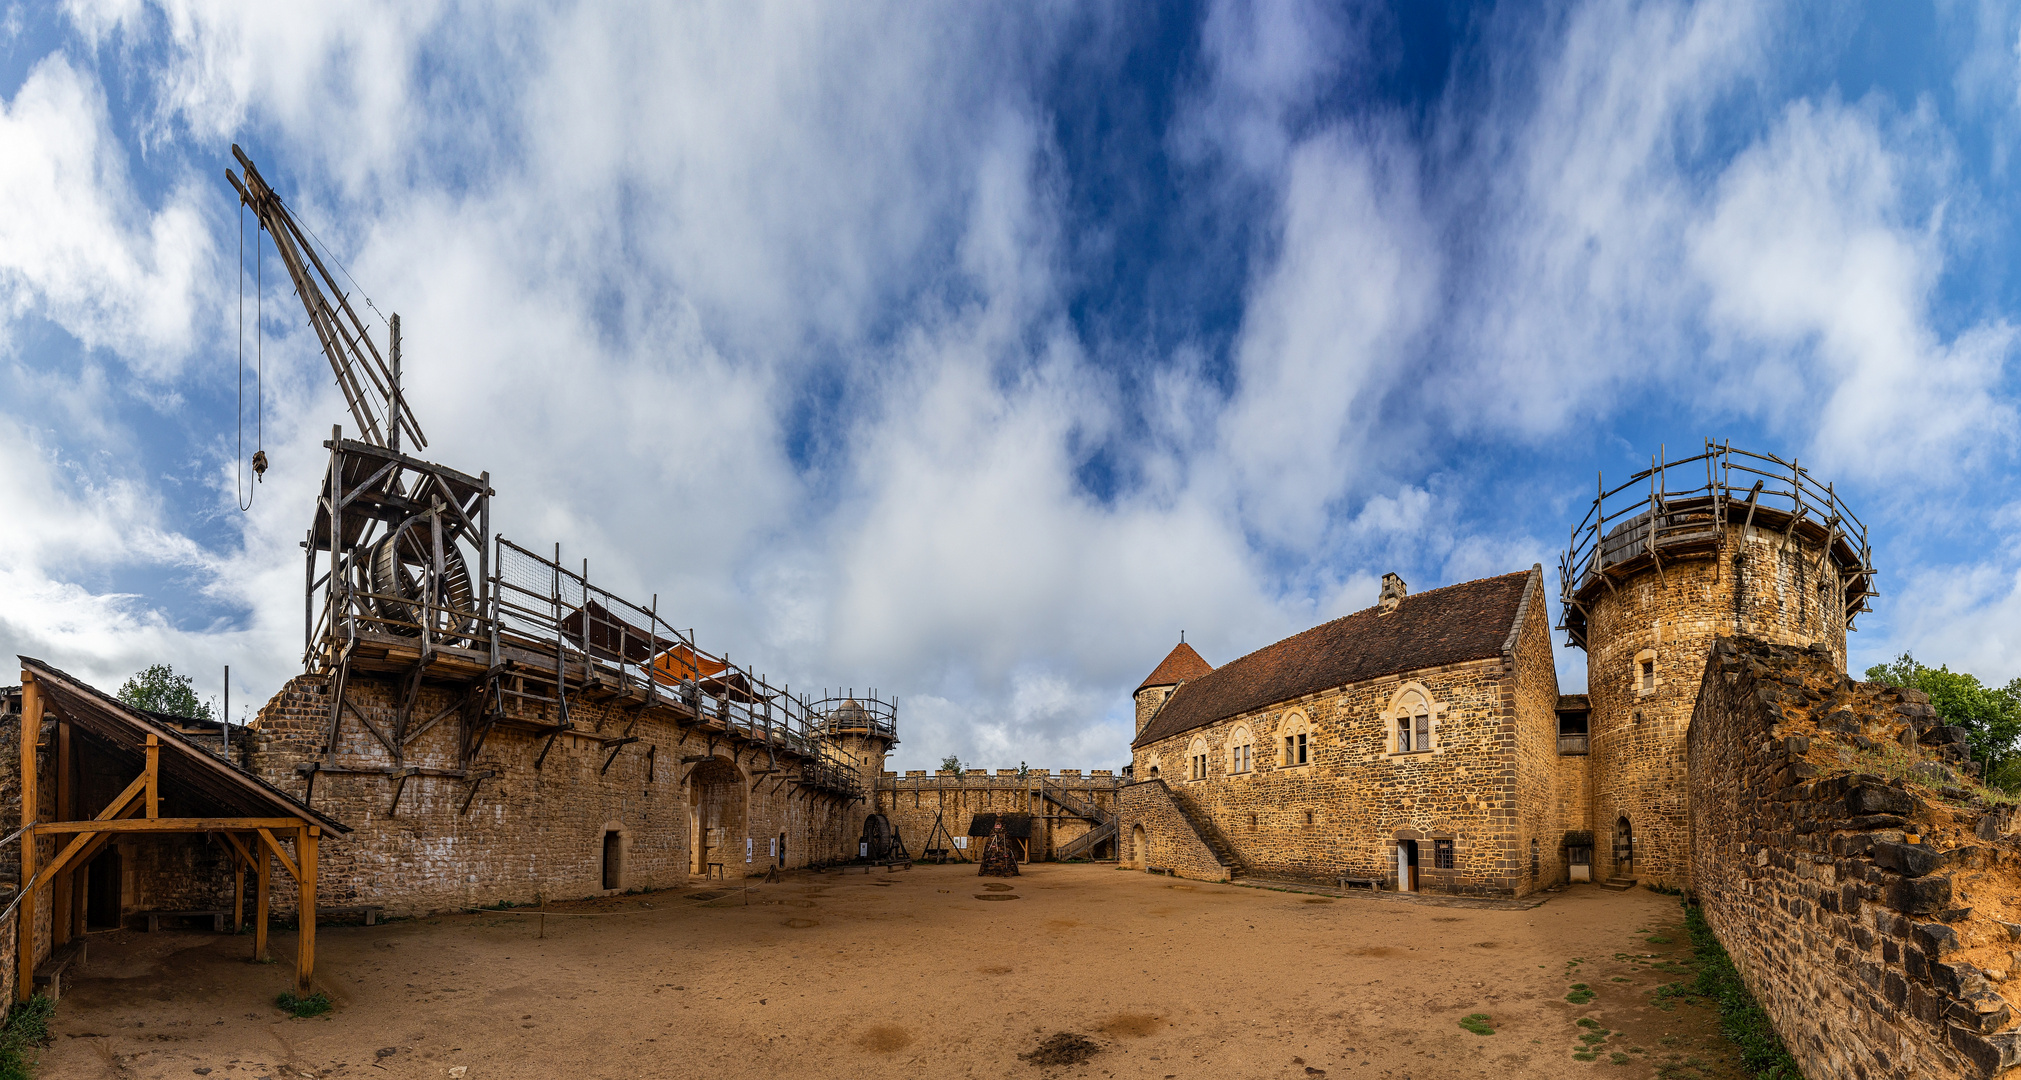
[1379,572,1408,613]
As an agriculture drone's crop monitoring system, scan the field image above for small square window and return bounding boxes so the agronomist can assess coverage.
[1433,839,1455,870]
[1303,810,1314,825]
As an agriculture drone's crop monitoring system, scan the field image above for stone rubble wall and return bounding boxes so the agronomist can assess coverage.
[873,770,1120,862]
[1117,779,1232,882]
[1586,522,1851,889]
[1689,636,2021,1080]
[237,671,872,918]
[1127,655,1533,894]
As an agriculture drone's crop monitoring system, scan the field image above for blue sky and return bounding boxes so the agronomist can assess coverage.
[4,0,2020,771]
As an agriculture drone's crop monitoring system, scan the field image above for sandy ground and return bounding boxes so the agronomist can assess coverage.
[37,864,1748,1080]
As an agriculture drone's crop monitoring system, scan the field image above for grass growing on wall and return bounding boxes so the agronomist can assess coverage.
[0,994,55,1080]
[1657,901,1801,1080]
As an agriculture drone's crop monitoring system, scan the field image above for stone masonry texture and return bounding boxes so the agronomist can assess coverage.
[1584,521,1850,889]
[1690,636,2021,1080]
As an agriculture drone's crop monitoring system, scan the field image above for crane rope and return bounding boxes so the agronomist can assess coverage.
[235,202,267,512]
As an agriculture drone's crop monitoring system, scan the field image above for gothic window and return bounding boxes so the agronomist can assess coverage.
[1187,736,1210,781]
[1389,687,1438,754]
[1227,725,1254,773]
[1278,711,1312,767]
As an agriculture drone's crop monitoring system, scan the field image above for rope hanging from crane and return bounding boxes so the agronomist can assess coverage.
[226,144,426,456]
[236,200,267,511]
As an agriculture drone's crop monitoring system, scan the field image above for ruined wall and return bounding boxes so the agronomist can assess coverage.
[1118,780,1233,882]
[242,672,870,917]
[1587,522,1851,888]
[873,770,1121,861]
[1690,637,2021,1080]
[1125,654,1528,894]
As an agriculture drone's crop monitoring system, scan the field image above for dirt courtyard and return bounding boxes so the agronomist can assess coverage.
[39,864,1747,1080]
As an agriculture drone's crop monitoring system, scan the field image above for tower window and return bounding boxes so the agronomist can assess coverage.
[1635,649,1658,695]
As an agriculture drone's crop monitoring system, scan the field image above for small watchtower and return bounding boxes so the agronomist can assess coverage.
[1559,442,1875,889]
[1134,640,1213,737]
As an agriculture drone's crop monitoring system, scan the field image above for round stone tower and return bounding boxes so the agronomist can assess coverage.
[1134,640,1214,739]
[1560,444,1874,890]
[819,694,898,784]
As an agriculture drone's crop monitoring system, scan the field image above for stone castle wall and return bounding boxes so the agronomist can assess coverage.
[874,770,1120,861]
[1126,653,1531,894]
[1509,574,1574,891]
[1585,521,1850,888]
[238,672,873,917]
[1118,779,1233,882]
[1690,637,2021,1080]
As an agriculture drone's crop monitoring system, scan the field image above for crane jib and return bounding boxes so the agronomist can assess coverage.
[226,145,427,453]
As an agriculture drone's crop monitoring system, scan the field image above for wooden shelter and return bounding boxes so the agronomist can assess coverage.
[13,658,348,999]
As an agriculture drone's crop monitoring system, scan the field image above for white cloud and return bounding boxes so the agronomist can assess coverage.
[0,53,209,370]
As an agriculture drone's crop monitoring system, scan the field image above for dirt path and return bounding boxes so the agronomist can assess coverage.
[37,865,1747,1079]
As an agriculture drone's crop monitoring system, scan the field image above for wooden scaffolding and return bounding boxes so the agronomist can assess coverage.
[13,658,349,999]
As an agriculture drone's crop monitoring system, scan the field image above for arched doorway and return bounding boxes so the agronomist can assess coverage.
[688,757,746,876]
[1395,839,1420,892]
[1614,816,1634,873]
[1130,824,1148,869]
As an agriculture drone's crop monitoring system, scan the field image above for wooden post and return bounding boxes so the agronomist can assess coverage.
[52,719,71,945]
[254,847,270,962]
[296,826,318,993]
[233,854,246,932]
[17,674,38,1003]
[145,734,159,818]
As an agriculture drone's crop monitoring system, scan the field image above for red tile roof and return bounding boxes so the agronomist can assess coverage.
[1137,641,1214,691]
[1132,568,1539,748]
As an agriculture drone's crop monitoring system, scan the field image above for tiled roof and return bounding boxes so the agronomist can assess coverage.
[1133,568,1539,748]
[1137,642,1214,691]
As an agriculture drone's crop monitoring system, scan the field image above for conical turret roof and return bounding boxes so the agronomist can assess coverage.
[1137,641,1213,691]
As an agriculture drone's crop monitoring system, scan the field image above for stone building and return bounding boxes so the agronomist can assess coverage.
[1119,566,1569,896]
[871,768,1122,863]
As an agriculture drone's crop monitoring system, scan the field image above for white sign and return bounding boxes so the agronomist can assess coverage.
[746,837,753,862]
[953,836,968,850]
[860,842,869,857]
[769,838,777,857]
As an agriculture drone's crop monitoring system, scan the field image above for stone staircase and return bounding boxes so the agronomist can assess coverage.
[1163,784,1243,876]
[1600,877,1638,892]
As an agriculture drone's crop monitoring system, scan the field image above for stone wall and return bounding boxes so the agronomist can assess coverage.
[1586,522,1851,889]
[1510,572,1572,890]
[1117,779,1233,882]
[1689,636,2021,1080]
[873,770,1121,862]
[239,671,872,917]
[1126,653,1527,893]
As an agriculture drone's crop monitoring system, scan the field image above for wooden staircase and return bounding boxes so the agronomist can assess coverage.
[1042,780,1118,861]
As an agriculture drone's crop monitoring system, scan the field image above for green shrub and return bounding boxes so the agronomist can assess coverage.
[1458,1013,1495,1035]
[276,991,332,1018]
[0,994,54,1080]
[1673,902,1801,1080]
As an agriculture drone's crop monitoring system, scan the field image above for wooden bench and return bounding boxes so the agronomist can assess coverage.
[143,909,228,933]
[32,940,84,1001]
[705,863,726,881]
[316,905,384,926]
[1339,877,1382,891]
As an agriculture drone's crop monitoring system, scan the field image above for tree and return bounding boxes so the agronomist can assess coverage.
[1864,653,2021,787]
[940,754,965,777]
[116,663,216,723]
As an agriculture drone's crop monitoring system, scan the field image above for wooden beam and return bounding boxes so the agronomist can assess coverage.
[145,734,160,818]
[254,842,271,962]
[17,672,38,1004]
[37,817,317,836]
[255,828,301,883]
[297,826,318,994]
[52,720,70,945]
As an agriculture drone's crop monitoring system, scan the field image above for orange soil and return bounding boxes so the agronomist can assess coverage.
[38,864,1741,1079]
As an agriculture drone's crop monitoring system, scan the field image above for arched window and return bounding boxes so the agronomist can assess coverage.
[1385,685,1442,755]
[1186,736,1211,781]
[1227,725,1254,774]
[1278,711,1312,768]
